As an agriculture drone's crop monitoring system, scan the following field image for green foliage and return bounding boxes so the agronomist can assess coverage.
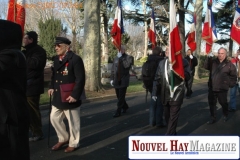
[38,17,64,59]
[108,33,131,62]
[139,56,148,63]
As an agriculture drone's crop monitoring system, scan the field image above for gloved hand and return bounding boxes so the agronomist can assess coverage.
[189,55,193,59]
[208,52,214,57]
[110,80,114,86]
[117,52,122,58]
[152,96,157,101]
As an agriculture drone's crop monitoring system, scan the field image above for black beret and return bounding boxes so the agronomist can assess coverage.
[0,19,22,51]
[54,37,71,45]
[26,31,38,43]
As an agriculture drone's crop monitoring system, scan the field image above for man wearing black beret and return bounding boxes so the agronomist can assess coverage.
[22,31,47,142]
[48,37,85,153]
[0,19,30,159]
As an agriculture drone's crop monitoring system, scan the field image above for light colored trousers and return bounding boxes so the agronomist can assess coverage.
[50,106,80,148]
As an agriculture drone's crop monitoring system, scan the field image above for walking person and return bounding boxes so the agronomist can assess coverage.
[110,45,133,117]
[48,37,85,153]
[184,49,198,98]
[22,31,47,141]
[204,47,237,124]
[0,20,30,160]
[142,46,165,127]
[152,46,191,135]
[229,49,240,112]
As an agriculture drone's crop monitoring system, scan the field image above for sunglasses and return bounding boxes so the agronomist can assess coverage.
[54,44,64,47]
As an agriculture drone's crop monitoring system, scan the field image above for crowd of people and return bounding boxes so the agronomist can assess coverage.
[0,19,240,159]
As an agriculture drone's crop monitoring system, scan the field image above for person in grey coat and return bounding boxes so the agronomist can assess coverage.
[0,20,30,160]
[110,45,133,117]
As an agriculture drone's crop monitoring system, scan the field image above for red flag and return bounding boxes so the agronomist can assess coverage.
[148,9,156,49]
[7,0,26,34]
[230,0,240,46]
[187,17,196,52]
[201,0,217,54]
[169,0,184,80]
[110,0,124,50]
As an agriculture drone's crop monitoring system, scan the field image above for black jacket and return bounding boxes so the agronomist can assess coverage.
[185,55,198,76]
[110,53,133,88]
[204,57,237,91]
[146,54,164,93]
[152,58,191,106]
[49,51,85,109]
[22,43,46,96]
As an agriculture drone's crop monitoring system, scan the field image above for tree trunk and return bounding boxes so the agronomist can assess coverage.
[72,28,77,53]
[178,0,185,56]
[83,0,102,91]
[100,1,109,63]
[142,0,148,57]
[194,0,204,79]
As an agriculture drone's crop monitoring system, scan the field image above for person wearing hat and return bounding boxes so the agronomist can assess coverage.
[22,31,47,141]
[0,20,30,159]
[48,37,85,153]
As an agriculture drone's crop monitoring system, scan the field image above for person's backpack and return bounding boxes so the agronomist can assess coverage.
[142,59,159,102]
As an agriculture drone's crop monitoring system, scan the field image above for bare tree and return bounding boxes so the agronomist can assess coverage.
[83,0,102,91]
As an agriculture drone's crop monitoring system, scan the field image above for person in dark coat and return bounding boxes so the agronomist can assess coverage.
[184,49,198,98]
[48,37,85,153]
[110,45,134,117]
[204,47,237,124]
[0,20,30,160]
[152,46,191,135]
[147,47,165,127]
[22,31,46,141]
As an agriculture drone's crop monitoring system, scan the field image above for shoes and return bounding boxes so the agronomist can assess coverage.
[223,116,228,122]
[228,109,236,112]
[207,118,216,124]
[29,135,44,142]
[51,141,69,151]
[122,107,129,113]
[64,146,77,153]
[113,112,121,118]
[186,96,191,99]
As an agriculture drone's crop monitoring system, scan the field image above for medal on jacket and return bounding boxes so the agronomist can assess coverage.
[62,62,69,76]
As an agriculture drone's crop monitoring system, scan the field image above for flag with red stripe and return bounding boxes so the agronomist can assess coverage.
[148,9,157,49]
[110,0,124,50]
[7,0,26,34]
[169,0,184,80]
[187,17,196,52]
[230,0,240,46]
[201,0,217,54]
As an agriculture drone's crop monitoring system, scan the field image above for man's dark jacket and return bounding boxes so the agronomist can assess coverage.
[185,55,198,76]
[110,53,133,88]
[204,57,237,91]
[22,43,46,96]
[152,58,191,106]
[49,51,85,109]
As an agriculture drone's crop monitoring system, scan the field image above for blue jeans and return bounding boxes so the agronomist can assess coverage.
[229,84,238,110]
[149,94,164,126]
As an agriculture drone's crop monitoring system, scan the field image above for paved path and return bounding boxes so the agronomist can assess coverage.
[30,82,240,160]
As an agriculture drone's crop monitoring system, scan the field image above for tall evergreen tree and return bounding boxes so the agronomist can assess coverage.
[38,17,64,59]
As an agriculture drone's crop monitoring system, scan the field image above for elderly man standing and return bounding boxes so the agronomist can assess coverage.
[204,47,237,124]
[48,37,85,153]
[110,45,133,117]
